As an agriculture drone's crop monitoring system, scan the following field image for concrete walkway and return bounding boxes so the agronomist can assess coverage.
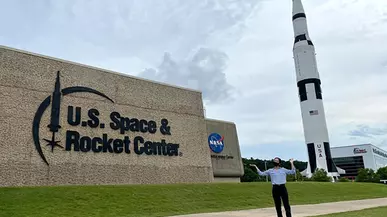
[171,197,387,217]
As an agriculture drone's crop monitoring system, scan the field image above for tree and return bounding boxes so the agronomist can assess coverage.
[286,173,295,182]
[376,166,387,180]
[241,164,267,182]
[356,168,369,182]
[241,166,259,182]
[356,168,380,182]
[295,169,303,181]
[311,168,331,182]
[373,173,381,183]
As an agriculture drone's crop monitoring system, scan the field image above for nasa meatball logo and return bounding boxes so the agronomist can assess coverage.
[33,71,180,166]
[208,133,224,153]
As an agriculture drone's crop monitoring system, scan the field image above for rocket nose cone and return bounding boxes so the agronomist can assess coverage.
[292,0,305,16]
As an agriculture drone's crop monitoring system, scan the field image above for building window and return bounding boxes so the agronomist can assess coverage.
[332,156,365,177]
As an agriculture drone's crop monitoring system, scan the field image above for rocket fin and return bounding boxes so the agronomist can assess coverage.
[335,166,346,174]
[300,162,312,178]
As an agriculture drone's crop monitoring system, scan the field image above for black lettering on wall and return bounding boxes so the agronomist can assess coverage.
[134,136,144,155]
[121,117,130,134]
[129,118,140,132]
[110,112,120,130]
[80,136,92,152]
[60,129,179,157]
[139,119,148,133]
[144,141,153,155]
[148,121,157,134]
[102,134,114,153]
[154,142,163,155]
[167,143,179,156]
[161,140,168,155]
[87,109,100,128]
[92,137,102,152]
[67,106,81,126]
[109,112,168,135]
[113,139,124,153]
[66,130,80,151]
[123,136,130,154]
[160,119,171,135]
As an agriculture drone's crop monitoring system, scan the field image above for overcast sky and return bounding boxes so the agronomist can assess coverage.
[2,0,387,161]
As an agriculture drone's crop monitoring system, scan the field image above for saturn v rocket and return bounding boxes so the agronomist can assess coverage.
[291,0,345,178]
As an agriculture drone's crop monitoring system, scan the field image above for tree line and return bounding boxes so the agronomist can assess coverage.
[355,167,387,182]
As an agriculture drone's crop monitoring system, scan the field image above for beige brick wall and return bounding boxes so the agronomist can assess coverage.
[0,46,214,186]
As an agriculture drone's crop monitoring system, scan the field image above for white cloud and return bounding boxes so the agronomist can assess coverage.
[1,0,387,161]
[138,48,234,104]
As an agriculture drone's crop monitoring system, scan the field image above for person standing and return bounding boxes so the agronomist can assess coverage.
[250,157,296,217]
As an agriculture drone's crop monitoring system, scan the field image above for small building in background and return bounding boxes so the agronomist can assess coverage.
[330,144,387,178]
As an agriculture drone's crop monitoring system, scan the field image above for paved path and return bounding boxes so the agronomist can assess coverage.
[171,197,387,217]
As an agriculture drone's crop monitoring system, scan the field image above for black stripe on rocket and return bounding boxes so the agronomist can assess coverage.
[292,13,313,46]
[294,34,313,46]
[324,143,338,173]
[307,142,338,173]
[297,78,322,102]
[292,13,306,21]
[307,143,317,173]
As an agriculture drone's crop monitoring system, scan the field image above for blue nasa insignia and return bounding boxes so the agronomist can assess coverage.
[208,133,224,153]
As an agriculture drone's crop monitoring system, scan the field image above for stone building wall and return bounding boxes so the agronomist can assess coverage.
[206,118,244,182]
[0,46,214,186]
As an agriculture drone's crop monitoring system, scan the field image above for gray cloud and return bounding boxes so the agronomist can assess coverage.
[348,124,387,138]
[0,0,260,64]
[138,47,234,104]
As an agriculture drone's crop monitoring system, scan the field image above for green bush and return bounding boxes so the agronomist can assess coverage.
[295,169,304,181]
[311,168,331,182]
[241,165,260,182]
[303,177,313,181]
[338,177,350,182]
[373,174,381,183]
[241,165,268,182]
[376,166,387,180]
[356,168,381,182]
[286,174,295,182]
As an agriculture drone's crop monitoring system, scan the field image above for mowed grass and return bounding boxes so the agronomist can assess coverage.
[314,206,387,217]
[0,182,386,217]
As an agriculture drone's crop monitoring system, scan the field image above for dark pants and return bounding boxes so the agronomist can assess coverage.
[272,184,291,217]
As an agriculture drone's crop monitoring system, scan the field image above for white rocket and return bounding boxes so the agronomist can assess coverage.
[291,0,345,179]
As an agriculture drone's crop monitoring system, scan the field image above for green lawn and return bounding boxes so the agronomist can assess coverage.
[0,182,386,217]
[314,206,387,217]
